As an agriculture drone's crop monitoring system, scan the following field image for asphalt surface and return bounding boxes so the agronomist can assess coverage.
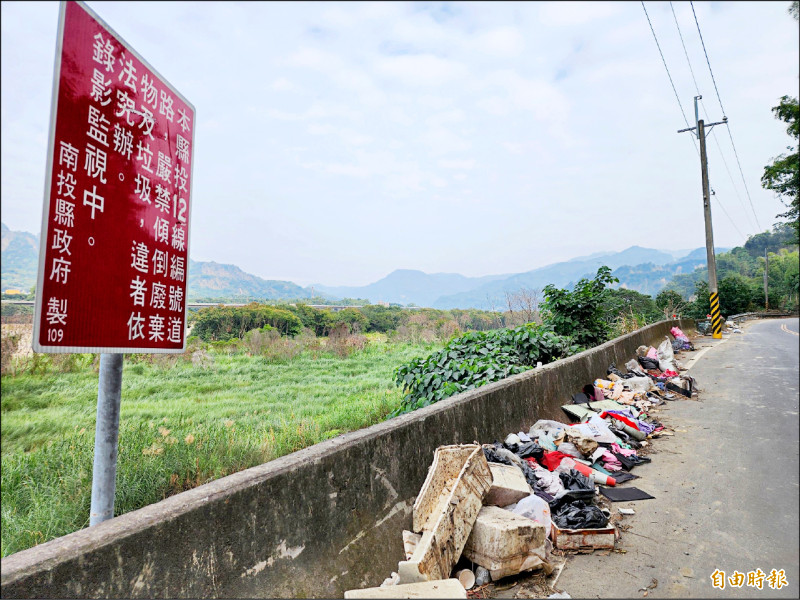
[552,318,800,599]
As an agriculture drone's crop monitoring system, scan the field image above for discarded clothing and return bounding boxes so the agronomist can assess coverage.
[600,411,641,431]
[540,451,574,471]
[611,451,651,471]
[529,463,566,498]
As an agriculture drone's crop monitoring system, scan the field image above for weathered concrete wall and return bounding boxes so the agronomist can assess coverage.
[0,319,694,599]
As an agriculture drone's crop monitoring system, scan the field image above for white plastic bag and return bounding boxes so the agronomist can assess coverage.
[657,338,677,372]
[556,441,582,459]
[625,376,652,394]
[511,493,552,537]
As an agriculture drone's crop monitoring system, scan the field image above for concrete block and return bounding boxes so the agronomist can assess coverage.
[462,506,549,581]
[344,578,467,599]
[398,445,492,584]
[484,463,532,507]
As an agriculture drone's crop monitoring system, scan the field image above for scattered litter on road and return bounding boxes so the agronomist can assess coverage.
[346,325,703,599]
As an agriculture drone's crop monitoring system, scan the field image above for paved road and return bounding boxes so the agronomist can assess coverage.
[555,318,799,598]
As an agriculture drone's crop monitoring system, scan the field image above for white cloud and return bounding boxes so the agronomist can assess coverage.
[373,54,469,87]
[418,127,472,156]
[537,1,623,27]
[271,77,296,92]
[476,27,525,58]
[439,159,476,170]
[476,96,511,116]
[481,70,569,122]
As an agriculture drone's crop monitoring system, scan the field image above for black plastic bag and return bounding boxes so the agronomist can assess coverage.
[552,499,609,529]
[607,363,626,379]
[503,439,544,462]
[638,356,660,370]
[483,445,513,466]
[557,469,595,502]
[517,441,544,461]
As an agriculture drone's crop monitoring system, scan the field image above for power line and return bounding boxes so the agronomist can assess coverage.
[641,1,700,159]
[643,2,747,241]
[670,3,702,95]
[690,1,762,231]
[670,2,758,233]
[707,126,759,232]
[641,2,693,130]
[712,190,746,240]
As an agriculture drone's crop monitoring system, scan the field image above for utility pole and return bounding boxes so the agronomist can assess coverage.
[764,248,769,310]
[678,95,727,339]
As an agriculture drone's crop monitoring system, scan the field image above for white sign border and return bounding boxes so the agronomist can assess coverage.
[32,0,196,355]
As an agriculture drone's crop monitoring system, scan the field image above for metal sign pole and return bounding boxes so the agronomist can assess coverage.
[89,352,123,526]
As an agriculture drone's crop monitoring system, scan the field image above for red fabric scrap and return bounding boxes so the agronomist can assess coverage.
[540,451,572,471]
[600,411,641,431]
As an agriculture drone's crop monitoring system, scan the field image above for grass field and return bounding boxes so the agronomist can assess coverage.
[0,336,440,557]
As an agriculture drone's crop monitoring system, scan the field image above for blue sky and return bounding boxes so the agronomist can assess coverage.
[2,1,798,286]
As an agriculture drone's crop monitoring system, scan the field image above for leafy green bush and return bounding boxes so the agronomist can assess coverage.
[391,323,578,416]
[541,266,619,348]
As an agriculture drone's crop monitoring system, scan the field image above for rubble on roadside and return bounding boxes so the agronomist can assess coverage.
[345,326,700,599]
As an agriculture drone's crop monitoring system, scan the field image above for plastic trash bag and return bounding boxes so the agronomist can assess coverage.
[646,347,659,360]
[532,420,568,437]
[556,441,582,459]
[670,326,687,339]
[510,493,552,536]
[557,468,595,502]
[504,438,544,461]
[657,339,677,372]
[625,376,652,394]
[607,363,626,378]
[638,356,660,370]
[552,499,609,529]
[532,431,557,451]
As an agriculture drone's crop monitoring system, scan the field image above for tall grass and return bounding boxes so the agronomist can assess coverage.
[1,336,441,557]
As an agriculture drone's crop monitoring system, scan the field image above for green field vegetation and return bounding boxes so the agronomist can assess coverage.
[0,335,441,557]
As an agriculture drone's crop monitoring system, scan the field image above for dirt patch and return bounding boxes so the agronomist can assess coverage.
[1,323,34,358]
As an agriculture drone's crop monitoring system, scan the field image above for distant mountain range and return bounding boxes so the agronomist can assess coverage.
[1,222,728,308]
[1,222,40,292]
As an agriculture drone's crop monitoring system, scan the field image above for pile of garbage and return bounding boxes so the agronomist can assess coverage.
[344,327,698,599]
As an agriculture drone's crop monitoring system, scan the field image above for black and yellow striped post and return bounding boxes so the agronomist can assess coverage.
[709,291,722,338]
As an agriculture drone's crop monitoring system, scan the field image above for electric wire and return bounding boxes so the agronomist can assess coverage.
[645,1,747,243]
[641,1,700,158]
[690,1,762,231]
[670,1,758,233]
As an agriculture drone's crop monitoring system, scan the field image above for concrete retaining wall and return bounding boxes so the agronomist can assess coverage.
[0,319,694,599]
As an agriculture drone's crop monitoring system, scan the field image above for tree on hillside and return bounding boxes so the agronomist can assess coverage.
[655,289,687,317]
[761,3,799,242]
